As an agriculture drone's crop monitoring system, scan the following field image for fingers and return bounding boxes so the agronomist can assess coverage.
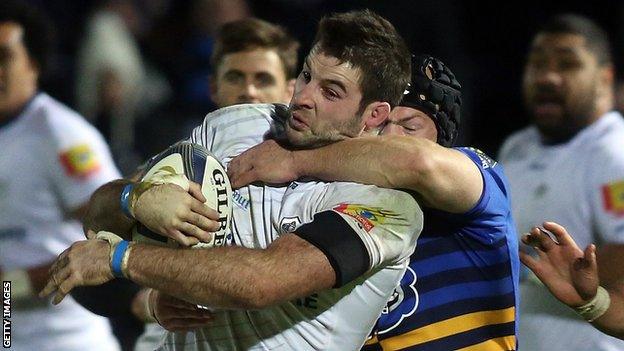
[168,229,199,247]
[230,168,258,189]
[522,227,557,252]
[177,222,213,243]
[188,182,206,203]
[52,275,76,305]
[189,200,219,221]
[543,221,577,247]
[519,251,542,274]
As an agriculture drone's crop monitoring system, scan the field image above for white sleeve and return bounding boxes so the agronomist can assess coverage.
[47,113,121,211]
[587,144,624,244]
[188,104,279,165]
[301,183,423,270]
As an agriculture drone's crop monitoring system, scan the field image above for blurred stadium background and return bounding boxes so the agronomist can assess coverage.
[29,0,624,171]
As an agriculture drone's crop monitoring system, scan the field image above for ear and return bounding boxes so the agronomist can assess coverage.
[208,74,219,105]
[362,101,391,131]
[599,64,615,89]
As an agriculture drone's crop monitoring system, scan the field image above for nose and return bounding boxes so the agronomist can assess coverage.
[243,81,259,100]
[532,62,563,88]
[291,81,314,110]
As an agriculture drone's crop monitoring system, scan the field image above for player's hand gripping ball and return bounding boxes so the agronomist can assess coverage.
[132,142,233,248]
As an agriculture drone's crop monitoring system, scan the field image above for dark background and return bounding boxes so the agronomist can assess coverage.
[30,0,624,159]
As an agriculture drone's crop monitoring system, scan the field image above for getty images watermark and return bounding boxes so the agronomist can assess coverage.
[2,281,10,348]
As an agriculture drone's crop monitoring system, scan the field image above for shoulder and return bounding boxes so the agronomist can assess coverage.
[30,94,103,144]
[498,126,537,162]
[198,103,288,131]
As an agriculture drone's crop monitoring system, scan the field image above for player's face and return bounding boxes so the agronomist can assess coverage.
[523,33,607,141]
[381,106,437,141]
[212,48,293,107]
[286,48,366,148]
[0,22,38,119]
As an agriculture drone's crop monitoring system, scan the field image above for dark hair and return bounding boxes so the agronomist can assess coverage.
[0,0,53,76]
[211,18,300,79]
[312,9,411,108]
[539,14,612,66]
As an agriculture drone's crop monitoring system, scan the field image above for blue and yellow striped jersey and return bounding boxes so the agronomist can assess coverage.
[363,147,520,351]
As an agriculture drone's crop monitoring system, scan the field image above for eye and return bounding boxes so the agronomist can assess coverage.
[300,70,311,83]
[222,71,245,84]
[322,87,339,100]
[256,72,276,87]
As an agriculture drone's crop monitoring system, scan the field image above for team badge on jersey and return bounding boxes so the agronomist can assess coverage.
[376,266,418,334]
[333,204,406,232]
[59,144,100,178]
[279,216,301,233]
[602,180,624,216]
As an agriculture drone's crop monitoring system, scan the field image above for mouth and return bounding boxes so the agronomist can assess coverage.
[288,111,309,131]
[532,95,564,116]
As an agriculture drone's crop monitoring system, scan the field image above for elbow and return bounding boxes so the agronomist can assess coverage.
[402,147,437,190]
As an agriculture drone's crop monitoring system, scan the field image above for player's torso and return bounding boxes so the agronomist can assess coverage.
[0,101,82,269]
[503,133,594,249]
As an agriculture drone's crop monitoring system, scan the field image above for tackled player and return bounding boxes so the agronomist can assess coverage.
[42,9,421,351]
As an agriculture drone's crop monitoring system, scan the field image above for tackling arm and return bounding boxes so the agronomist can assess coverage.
[230,136,482,213]
[126,233,336,309]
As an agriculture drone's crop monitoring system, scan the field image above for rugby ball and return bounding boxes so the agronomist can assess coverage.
[131,141,233,249]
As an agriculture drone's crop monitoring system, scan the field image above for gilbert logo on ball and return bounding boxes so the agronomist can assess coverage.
[132,142,233,248]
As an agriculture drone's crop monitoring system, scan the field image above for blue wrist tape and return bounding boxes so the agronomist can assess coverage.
[111,240,130,278]
[120,184,134,219]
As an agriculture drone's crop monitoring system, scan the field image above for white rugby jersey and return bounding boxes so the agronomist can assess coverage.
[499,111,624,350]
[159,103,423,350]
[0,93,120,351]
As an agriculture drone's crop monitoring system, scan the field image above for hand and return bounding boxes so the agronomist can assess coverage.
[228,139,299,188]
[133,182,221,246]
[39,239,113,305]
[520,221,599,308]
[151,290,213,331]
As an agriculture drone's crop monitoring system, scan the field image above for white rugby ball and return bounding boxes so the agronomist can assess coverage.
[131,141,233,249]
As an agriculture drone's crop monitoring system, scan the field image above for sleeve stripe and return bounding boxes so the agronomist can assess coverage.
[294,211,370,288]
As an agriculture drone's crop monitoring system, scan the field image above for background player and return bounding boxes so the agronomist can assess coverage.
[0,1,121,350]
[498,14,624,350]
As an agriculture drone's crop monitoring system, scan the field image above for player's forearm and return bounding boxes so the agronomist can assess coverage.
[295,136,480,212]
[591,287,624,339]
[83,179,136,239]
[295,136,419,189]
[596,244,624,287]
[126,244,290,309]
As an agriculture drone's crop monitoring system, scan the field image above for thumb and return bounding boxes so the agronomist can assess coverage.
[231,169,258,189]
[571,244,600,301]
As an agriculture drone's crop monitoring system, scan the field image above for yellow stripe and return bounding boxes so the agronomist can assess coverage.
[379,307,515,350]
[364,335,379,345]
[456,335,516,351]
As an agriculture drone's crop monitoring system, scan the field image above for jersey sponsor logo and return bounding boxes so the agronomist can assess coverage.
[59,144,100,177]
[465,147,497,169]
[375,266,418,334]
[232,190,250,210]
[333,204,406,232]
[279,216,301,233]
[602,180,624,216]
